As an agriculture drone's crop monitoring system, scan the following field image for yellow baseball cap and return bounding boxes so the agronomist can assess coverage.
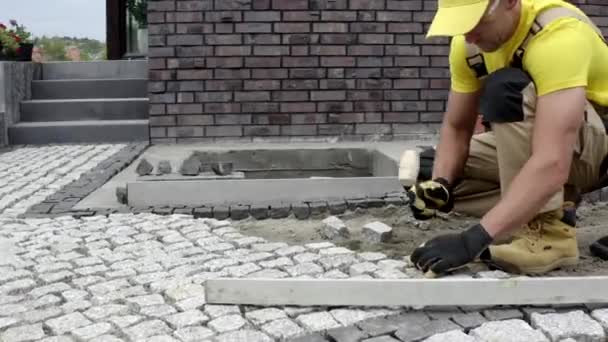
[426,0,491,37]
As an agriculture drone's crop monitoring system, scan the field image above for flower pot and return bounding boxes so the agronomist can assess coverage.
[17,43,33,61]
[137,28,148,54]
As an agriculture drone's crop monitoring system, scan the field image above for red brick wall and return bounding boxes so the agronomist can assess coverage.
[147,0,608,143]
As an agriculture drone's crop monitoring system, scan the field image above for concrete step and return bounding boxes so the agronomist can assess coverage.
[41,60,147,80]
[20,98,149,122]
[32,78,147,99]
[8,120,150,144]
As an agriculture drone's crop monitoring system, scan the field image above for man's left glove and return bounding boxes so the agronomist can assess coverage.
[410,223,493,277]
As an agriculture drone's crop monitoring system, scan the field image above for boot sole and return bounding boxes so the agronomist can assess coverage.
[493,256,579,275]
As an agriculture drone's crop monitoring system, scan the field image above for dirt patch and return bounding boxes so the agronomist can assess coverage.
[233,201,608,277]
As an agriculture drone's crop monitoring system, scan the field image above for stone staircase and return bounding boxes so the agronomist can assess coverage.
[9,60,149,145]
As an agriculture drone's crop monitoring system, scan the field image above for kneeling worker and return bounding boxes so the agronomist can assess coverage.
[401,0,608,277]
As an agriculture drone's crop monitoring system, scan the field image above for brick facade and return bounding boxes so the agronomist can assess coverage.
[147,0,608,143]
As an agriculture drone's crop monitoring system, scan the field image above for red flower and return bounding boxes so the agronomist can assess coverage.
[0,24,6,30]
[14,35,21,43]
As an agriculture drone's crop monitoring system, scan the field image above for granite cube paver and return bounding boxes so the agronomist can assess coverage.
[296,311,342,331]
[214,329,273,342]
[261,318,305,339]
[531,310,606,341]
[208,314,248,333]
[123,319,172,340]
[590,308,608,331]
[469,319,550,342]
[44,312,92,335]
[1,323,46,342]
[245,308,288,326]
[423,330,479,342]
[394,319,462,341]
[327,326,370,342]
[173,326,215,341]
[362,221,392,242]
[322,216,350,240]
[165,310,210,328]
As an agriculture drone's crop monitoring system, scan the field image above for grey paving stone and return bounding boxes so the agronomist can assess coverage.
[283,262,324,277]
[165,283,205,302]
[173,326,215,341]
[362,221,392,242]
[296,311,341,331]
[245,308,288,326]
[123,319,172,340]
[247,268,289,278]
[71,322,113,340]
[287,332,329,342]
[423,330,478,342]
[215,329,273,342]
[28,282,71,298]
[230,205,250,220]
[372,268,409,279]
[356,317,400,337]
[165,310,210,328]
[451,311,488,329]
[37,336,75,342]
[126,294,165,309]
[318,254,358,271]
[470,319,549,342]
[328,200,347,215]
[140,304,178,317]
[327,326,370,342]
[395,319,462,342]
[208,314,247,333]
[359,252,386,262]
[145,335,180,342]
[322,216,350,240]
[347,261,378,276]
[225,263,262,277]
[261,318,306,339]
[482,308,524,321]
[269,203,291,219]
[276,246,307,257]
[530,310,605,342]
[250,204,269,219]
[522,307,557,320]
[44,312,92,335]
[213,206,230,220]
[106,315,143,329]
[293,203,310,219]
[330,309,388,326]
[0,317,20,330]
[293,252,321,264]
[591,308,608,331]
[1,323,46,342]
[204,305,242,319]
[362,336,401,342]
[18,307,63,324]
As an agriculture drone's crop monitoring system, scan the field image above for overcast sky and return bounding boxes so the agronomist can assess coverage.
[2,0,106,41]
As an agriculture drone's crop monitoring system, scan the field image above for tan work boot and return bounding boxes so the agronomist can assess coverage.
[486,209,579,274]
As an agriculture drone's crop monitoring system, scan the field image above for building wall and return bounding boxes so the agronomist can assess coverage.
[147,0,608,143]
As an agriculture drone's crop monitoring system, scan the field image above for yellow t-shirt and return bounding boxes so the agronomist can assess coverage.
[449,0,608,107]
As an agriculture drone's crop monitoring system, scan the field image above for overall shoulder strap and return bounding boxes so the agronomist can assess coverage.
[465,42,488,79]
[467,6,606,77]
[513,6,606,66]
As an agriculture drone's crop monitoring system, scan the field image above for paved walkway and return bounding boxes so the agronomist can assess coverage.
[1,144,607,342]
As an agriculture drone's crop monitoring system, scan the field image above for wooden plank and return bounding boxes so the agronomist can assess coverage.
[205,276,608,307]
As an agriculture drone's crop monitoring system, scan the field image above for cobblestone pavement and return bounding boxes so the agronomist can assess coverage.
[1,145,608,342]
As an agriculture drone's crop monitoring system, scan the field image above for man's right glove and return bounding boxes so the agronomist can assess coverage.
[407,177,454,220]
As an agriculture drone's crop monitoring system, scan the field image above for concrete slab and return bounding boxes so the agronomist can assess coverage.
[74,139,437,210]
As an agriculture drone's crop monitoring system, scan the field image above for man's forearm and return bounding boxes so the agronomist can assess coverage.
[432,122,473,185]
[480,155,570,238]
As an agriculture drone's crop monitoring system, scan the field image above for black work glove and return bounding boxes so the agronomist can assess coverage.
[406,177,454,220]
[410,223,493,277]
